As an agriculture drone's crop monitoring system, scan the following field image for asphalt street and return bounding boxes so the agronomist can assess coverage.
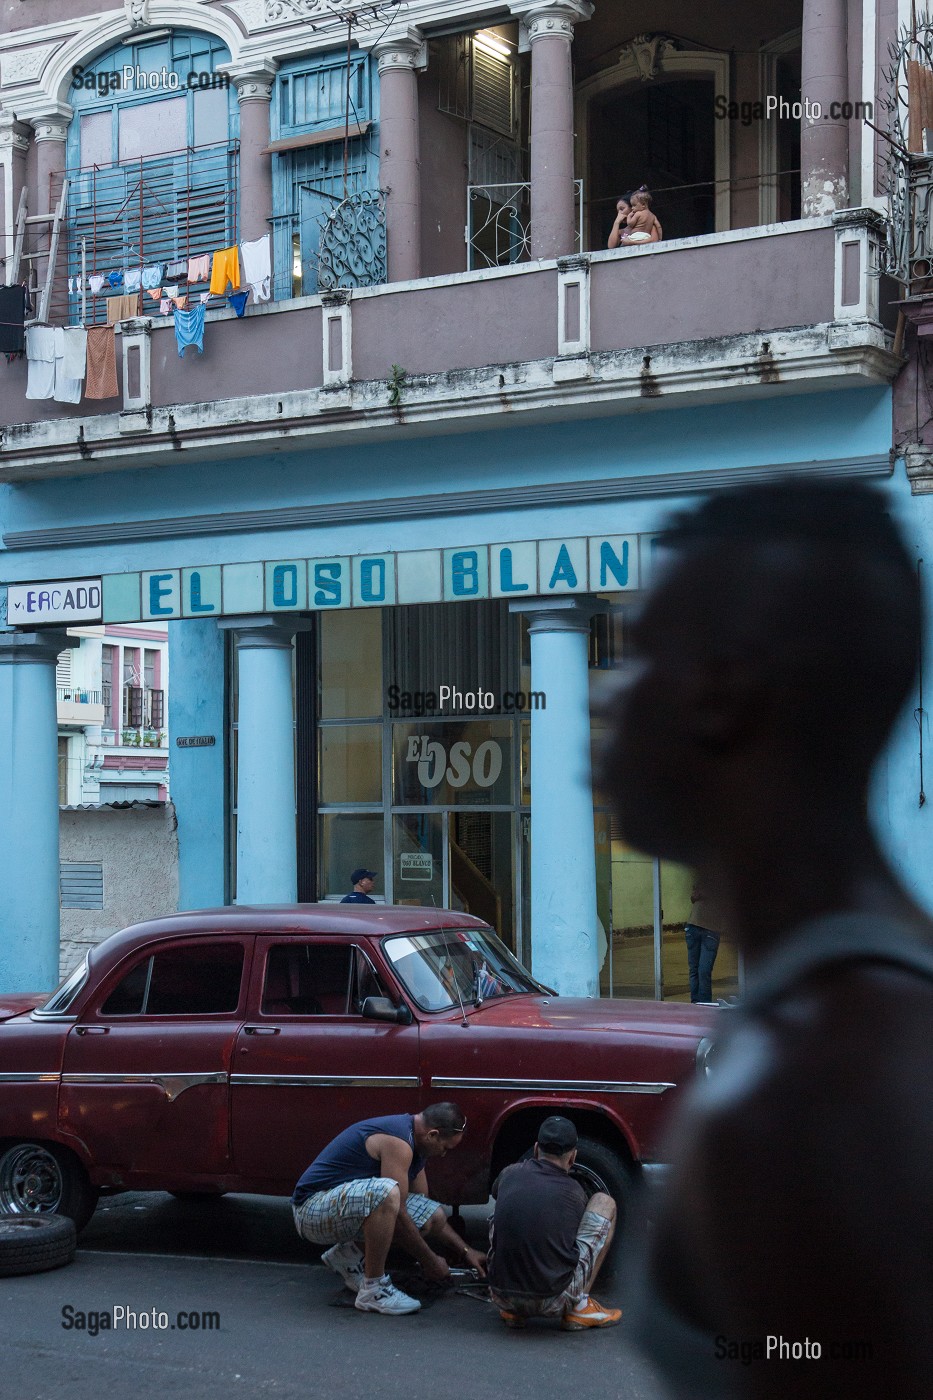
[3,1192,666,1400]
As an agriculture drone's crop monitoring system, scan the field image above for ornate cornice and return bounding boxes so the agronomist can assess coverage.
[222,57,279,102]
[30,112,72,143]
[124,0,151,27]
[0,113,31,155]
[509,0,594,43]
[371,26,427,73]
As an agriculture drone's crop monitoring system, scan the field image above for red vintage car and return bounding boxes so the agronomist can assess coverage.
[0,906,717,1233]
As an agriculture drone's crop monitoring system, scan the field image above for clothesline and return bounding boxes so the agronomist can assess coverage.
[12,235,272,399]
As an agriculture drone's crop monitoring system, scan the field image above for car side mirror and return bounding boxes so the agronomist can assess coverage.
[362,995,411,1025]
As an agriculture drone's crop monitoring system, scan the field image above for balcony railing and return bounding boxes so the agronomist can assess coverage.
[467,180,584,270]
[57,687,102,705]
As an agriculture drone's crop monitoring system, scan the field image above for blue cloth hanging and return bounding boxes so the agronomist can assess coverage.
[174,302,206,357]
[228,290,250,318]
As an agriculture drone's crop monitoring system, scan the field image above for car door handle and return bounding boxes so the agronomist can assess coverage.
[243,1025,280,1035]
[75,1026,109,1035]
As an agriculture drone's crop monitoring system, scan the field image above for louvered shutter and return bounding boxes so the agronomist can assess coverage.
[60,862,104,910]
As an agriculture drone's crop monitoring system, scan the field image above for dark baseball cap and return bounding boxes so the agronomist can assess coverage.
[536,1116,577,1154]
[350,868,377,883]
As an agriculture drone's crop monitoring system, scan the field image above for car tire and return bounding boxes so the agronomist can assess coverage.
[0,1215,77,1277]
[571,1136,635,1222]
[0,1141,99,1234]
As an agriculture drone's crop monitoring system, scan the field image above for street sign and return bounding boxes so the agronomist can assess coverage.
[400,852,433,881]
[176,735,216,748]
[7,579,102,626]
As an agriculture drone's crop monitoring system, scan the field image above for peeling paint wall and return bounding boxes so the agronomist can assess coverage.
[58,803,178,978]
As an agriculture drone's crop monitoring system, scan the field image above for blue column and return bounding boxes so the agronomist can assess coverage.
[219,618,299,904]
[170,619,228,909]
[0,631,76,993]
[511,598,603,997]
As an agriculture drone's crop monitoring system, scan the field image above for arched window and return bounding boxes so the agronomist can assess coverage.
[65,30,238,322]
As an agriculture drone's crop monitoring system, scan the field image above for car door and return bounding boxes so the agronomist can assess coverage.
[230,938,421,1190]
[59,936,251,1181]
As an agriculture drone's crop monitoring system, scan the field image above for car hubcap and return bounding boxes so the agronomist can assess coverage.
[0,1145,63,1215]
[571,1162,610,1200]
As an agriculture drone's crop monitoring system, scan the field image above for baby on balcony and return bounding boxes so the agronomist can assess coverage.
[607,187,663,248]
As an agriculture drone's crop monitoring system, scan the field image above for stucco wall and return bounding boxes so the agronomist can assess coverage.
[58,802,178,979]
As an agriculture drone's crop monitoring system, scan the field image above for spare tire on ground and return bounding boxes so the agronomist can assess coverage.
[0,1215,77,1277]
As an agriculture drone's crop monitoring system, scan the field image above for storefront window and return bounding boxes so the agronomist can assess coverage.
[319,813,384,900]
[603,838,656,997]
[319,724,382,804]
[392,720,513,807]
[660,861,740,1002]
[319,609,382,719]
[449,811,515,948]
[393,813,444,908]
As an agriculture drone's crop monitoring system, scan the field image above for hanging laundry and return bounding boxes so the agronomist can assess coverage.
[25,326,56,399]
[166,258,188,279]
[88,274,106,295]
[53,327,84,404]
[0,284,27,355]
[123,267,143,293]
[163,285,179,300]
[209,246,240,295]
[174,302,205,357]
[85,325,119,399]
[107,293,141,325]
[106,270,123,287]
[145,289,163,304]
[240,234,272,303]
[159,298,171,316]
[228,289,250,318]
[141,264,165,290]
[172,294,188,310]
[187,253,211,282]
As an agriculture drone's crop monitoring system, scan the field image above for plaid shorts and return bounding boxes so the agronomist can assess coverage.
[489,1209,613,1318]
[292,1176,441,1247]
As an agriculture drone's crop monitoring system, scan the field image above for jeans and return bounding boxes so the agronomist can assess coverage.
[684,924,720,1003]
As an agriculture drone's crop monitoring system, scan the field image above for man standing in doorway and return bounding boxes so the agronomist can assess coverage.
[684,878,724,1002]
[341,868,377,903]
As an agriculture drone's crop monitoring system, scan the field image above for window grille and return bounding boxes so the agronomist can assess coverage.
[60,861,104,910]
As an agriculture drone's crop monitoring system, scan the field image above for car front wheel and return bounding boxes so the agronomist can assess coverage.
[0,1141,99,1233]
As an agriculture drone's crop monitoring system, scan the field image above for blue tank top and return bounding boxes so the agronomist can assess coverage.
[292,1114,424,1205]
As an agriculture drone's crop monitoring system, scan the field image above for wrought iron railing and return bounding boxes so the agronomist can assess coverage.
[57,687,102,705]
[275,187,386,296]
[466,180,584,270]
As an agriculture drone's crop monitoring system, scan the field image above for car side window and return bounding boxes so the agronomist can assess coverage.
[261,943,382,1016]
[99,944,245,1016]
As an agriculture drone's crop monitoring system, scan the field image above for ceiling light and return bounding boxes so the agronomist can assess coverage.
[474,30,512,60]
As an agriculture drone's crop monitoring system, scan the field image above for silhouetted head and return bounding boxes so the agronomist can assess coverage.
[597,480,921,866]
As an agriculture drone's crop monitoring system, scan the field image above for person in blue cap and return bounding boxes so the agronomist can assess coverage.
[341,868,377,904]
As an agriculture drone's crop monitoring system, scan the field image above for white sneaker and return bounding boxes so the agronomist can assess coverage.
[354,1275,421,1315]
[321,1241,365,1293]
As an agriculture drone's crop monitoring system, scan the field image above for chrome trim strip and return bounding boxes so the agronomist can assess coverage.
[429,1077,676,1095]
[0,1071,61,1083]
[230,1074,421,1089]
[61,1072,227,1103]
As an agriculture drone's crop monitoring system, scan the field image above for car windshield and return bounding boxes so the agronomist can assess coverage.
[383,926,542,1013]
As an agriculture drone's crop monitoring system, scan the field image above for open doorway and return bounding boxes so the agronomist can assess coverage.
[588,77,717,248]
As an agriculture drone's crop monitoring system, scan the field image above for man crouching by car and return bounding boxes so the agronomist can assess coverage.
[292,1103,486,1315]
[487,1116,621,1331]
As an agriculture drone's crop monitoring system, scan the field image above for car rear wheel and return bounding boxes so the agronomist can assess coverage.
[0,1215,77,1277]
[0,1142,99,1233]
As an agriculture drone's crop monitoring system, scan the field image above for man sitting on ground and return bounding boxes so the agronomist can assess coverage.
[487,1116,621,1331]
[292,1102,486,1315]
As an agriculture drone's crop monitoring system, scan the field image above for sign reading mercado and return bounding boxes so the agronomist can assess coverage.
[8,535,647,628]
